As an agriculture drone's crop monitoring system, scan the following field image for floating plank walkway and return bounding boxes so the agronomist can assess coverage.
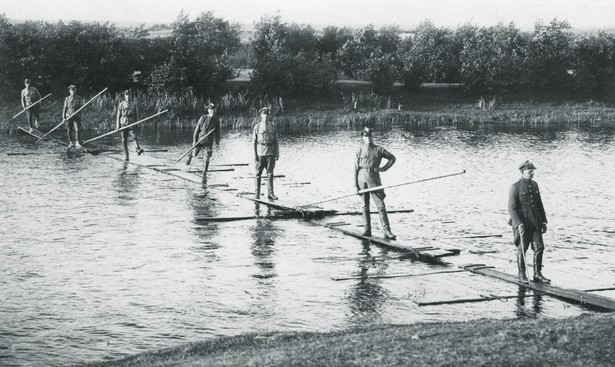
[323,222,461,262]
[460,264,615,311]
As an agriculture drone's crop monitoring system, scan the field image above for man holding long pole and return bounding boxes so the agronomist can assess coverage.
[185,103,221,183]
[21,78,42,132]
[354,127,397,239]
[116,89,144,161]
[63,85,83,148]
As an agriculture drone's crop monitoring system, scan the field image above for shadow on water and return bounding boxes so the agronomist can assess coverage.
[345,240,390,324]
[515,286,544,319]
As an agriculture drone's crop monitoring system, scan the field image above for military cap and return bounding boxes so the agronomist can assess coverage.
[123,89,130,95]
[24,78,31,84]
[360,127,373,137]
[258,106,271,114]
[206,103,215,110]
[68,85,77,90]
[518,160,537,171]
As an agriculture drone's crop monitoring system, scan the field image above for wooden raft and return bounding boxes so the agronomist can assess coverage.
[462,264,615,311]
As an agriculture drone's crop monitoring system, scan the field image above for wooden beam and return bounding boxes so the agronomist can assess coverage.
[461,264,615,311]
[332,269,466,281]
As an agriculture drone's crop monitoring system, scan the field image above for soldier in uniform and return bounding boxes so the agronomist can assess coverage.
[62,85,83,148]
[186,103,221,182]
[354,127,397,239]
[116,89,144,161]
[21,78,42,132]
[508,160,551,283]
[253,107,279,200]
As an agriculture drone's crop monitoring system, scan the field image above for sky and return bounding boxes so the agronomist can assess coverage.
[2,0,615,30]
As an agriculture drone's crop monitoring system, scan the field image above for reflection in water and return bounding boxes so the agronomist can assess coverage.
[113,162,142,205]
[188,188,222,253]
[515,286,544,318]
[250,205,280,277]
[346,241,390,323]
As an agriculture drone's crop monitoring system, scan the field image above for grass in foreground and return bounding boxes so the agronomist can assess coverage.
[82,313,615,367]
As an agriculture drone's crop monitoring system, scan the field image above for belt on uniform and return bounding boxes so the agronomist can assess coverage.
[258,142,275,145]
[359,167,378,172]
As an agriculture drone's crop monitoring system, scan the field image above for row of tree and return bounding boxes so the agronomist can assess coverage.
[1,12,614,102]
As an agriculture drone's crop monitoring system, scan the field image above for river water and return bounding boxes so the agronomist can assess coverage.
[1,122,614,366]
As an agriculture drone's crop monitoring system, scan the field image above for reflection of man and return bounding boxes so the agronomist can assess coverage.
[508,160,550,284]
[253,107,279,200]
[354,127,396,239]
[21,78,42,132]
[63,85,83,148]
[186,103,221,183]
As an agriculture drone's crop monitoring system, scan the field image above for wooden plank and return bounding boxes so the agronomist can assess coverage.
[186,168,235,173]
[415,286,615,307]
[18,126,67,146]
[462,264,615,311]
[332,269,466,281]
[324,224,460,262]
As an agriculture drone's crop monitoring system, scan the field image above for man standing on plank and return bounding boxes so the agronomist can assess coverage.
[63,85,83,148]
[116,89,144,161]
[21,78,42,132]
[186,103,221,183]
[508,160,551,283]
[354,127,397,239]
[253,107,279,200]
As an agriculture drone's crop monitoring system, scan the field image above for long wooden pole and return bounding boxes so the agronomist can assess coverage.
[9,93,52,122]
[36,88,108,143]
[175,129,215,163]
[83,109,168,144]
[300,170,466,208]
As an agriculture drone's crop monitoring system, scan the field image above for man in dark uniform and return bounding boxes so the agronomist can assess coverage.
[508,160,550,283]
[116,89,144,161]
[21,78,42,132]
[62,85,83,148]
[186,103,221,182]
[354,127,397,239]
[253,107,279,200]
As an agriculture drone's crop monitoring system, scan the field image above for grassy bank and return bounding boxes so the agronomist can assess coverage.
[2,86,615,133]
[83,313,615,366]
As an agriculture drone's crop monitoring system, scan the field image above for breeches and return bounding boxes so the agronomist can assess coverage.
[120,127,138,142]
[26,106,40,123]
[255,156,276,176]
[513,227,545,253]
[193,144,213,159]
[358,180,386,212]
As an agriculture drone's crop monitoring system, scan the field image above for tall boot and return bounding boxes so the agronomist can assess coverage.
[361,209,371,236]
[255,176,261,198]
[517,246,529,283]
[267,174,278,200]
[202,158,210,183]
[533,251,551,283]
[379,210,396,240]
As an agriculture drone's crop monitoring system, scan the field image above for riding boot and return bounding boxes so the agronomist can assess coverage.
[517,246,529,283]
[255,176,261,198]
[202,159,209,183]
[379,210,396,239]
[267,174,278,200]
[361,209,371,236]
[533,251,551,283]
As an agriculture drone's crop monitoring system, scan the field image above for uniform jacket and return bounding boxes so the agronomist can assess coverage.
[21,87,41,106]
[253,121,279,157]
[63,95,83,119]
[354,143,395,189]
[118,100,138,125]
[194,115,221,147]
[508,177,547,229]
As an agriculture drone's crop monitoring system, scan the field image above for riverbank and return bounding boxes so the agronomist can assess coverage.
[3,86,615,132]
[83,312,615,366]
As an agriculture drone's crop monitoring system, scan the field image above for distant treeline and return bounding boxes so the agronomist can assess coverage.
[2,12,615,101]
